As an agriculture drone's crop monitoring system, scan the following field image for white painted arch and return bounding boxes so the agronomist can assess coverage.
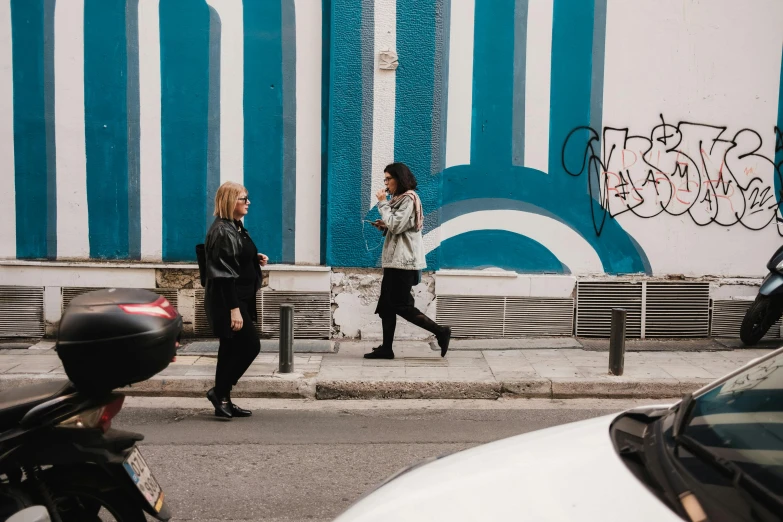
[423,209,605,274]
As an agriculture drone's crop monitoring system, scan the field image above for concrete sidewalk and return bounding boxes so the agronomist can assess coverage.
[0,341,775,400]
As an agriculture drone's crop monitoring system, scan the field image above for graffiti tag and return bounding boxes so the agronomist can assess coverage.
[562,115,783,236]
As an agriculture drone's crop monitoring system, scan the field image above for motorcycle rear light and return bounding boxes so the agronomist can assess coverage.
[58,396,125,433]
[119,296,178,320]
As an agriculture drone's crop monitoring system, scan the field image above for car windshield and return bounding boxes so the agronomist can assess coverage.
[682,352,783,496]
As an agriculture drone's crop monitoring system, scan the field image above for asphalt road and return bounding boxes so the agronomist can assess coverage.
[115,398,658,522]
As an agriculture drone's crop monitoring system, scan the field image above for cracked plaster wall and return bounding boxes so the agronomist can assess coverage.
[331,269,437,340]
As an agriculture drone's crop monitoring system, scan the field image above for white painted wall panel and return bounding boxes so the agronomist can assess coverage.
[524,0,553,174]
[444,0,474,169]
[369,0,396,210]
[54,0,89,259]
[294,0,322,264]
[602,0,783,277]
[0,2,15,259]
[138,0,163,261]
[205,0,244,187]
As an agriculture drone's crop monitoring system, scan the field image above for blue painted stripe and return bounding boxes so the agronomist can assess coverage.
[436,0,649,274]
[126,0,142,259]
[244,0,284,263]
[281,0,297,264]
[546,0,647,273]
[43,0,56,259]
[470,0,515,167]
[10,0,54,259]
[775,44,783,211]
[434,0,451,176]
[511,0,527,166]
[359,0,373,211]
[206,6,221,234]
[326,2,371,266]
[440,230,569,274]
[160,0,210,261]
[85,0,130,259]
[320,0,331,265]
[396,0,444,268]
[548,0,594,185]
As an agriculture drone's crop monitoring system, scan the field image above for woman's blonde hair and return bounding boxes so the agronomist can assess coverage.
[213,181,247,219]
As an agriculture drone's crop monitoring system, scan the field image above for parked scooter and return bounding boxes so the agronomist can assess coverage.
[0,289,182,522]
[740,245,783,346]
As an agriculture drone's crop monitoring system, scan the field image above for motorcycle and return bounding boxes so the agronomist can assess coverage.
[740,245,783,346]
[0,288,181,522]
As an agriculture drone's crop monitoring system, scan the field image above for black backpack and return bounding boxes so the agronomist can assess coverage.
[195,244,207,287]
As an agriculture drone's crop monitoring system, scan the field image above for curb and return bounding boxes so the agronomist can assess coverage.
[0,374,708,400]
[0,374,317,400]
[315,380,502,400]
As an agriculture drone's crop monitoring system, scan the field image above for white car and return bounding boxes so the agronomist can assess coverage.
[335,348,783,522]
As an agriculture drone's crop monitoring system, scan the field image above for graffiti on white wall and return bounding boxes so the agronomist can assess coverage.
[563,117,783,237]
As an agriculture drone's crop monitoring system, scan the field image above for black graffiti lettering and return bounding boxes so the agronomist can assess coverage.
[642,170,660,195]
[701,189,714,210]
[749,186,774,214]
[561,116,783,236]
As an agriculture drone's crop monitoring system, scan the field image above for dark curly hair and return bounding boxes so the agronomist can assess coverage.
[384,162,418,195]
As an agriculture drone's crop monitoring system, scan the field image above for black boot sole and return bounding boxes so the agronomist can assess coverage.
[364,350,395,359]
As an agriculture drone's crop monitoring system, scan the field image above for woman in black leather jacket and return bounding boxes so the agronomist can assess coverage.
[203,182,268,419]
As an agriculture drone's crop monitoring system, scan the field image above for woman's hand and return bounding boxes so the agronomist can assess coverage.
[230,308,243,331]
[258,253,268,266]
[371,219,387,231]
[376,188,387,202]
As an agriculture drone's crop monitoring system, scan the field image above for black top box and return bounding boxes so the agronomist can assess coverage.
[56,288,182,394]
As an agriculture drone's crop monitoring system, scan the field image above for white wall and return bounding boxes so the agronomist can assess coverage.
[602,0,783,277]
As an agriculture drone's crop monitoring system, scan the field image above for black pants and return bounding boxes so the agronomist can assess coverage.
[214,305,260,398]
[375,268,443,351]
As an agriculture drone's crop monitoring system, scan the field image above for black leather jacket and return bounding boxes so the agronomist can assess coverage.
[204,218,243,280]
[199,218,262,338]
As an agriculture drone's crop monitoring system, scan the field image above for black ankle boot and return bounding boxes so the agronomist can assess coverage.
[364,348,394,359]
[207,388,232,419]
[437,327,451,357]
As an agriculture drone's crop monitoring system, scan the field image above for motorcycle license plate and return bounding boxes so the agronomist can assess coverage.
[123,447,164,512]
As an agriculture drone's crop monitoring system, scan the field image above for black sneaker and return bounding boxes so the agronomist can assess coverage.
[437,327,451,357]
[364,349,394,359]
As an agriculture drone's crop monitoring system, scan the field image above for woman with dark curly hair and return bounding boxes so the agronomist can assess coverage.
[366,162,451,359]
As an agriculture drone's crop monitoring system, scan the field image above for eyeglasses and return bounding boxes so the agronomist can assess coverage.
[237,196,249,203]
[383,178,392,183]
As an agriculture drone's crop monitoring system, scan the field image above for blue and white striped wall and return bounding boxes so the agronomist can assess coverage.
[0,0,323,264]
[3,0,783,278]
[325,0,783,277]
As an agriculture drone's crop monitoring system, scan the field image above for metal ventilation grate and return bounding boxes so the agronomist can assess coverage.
[194,289,211,337]
[435,295,573,338]
[0,286,45,338]
[261,291,331,339]
[194,289,330,339]
[645,282,709,338]
[436,296,504,338]
[576,281,642,338]
[62,287,179,312]
[711,300,781,339]
[504,297,574,337]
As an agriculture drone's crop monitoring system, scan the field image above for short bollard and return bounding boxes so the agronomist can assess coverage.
[279,304,294,373]
[609,308,626,376]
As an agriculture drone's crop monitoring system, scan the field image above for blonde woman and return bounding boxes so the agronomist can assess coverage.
[203,182,268,419]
